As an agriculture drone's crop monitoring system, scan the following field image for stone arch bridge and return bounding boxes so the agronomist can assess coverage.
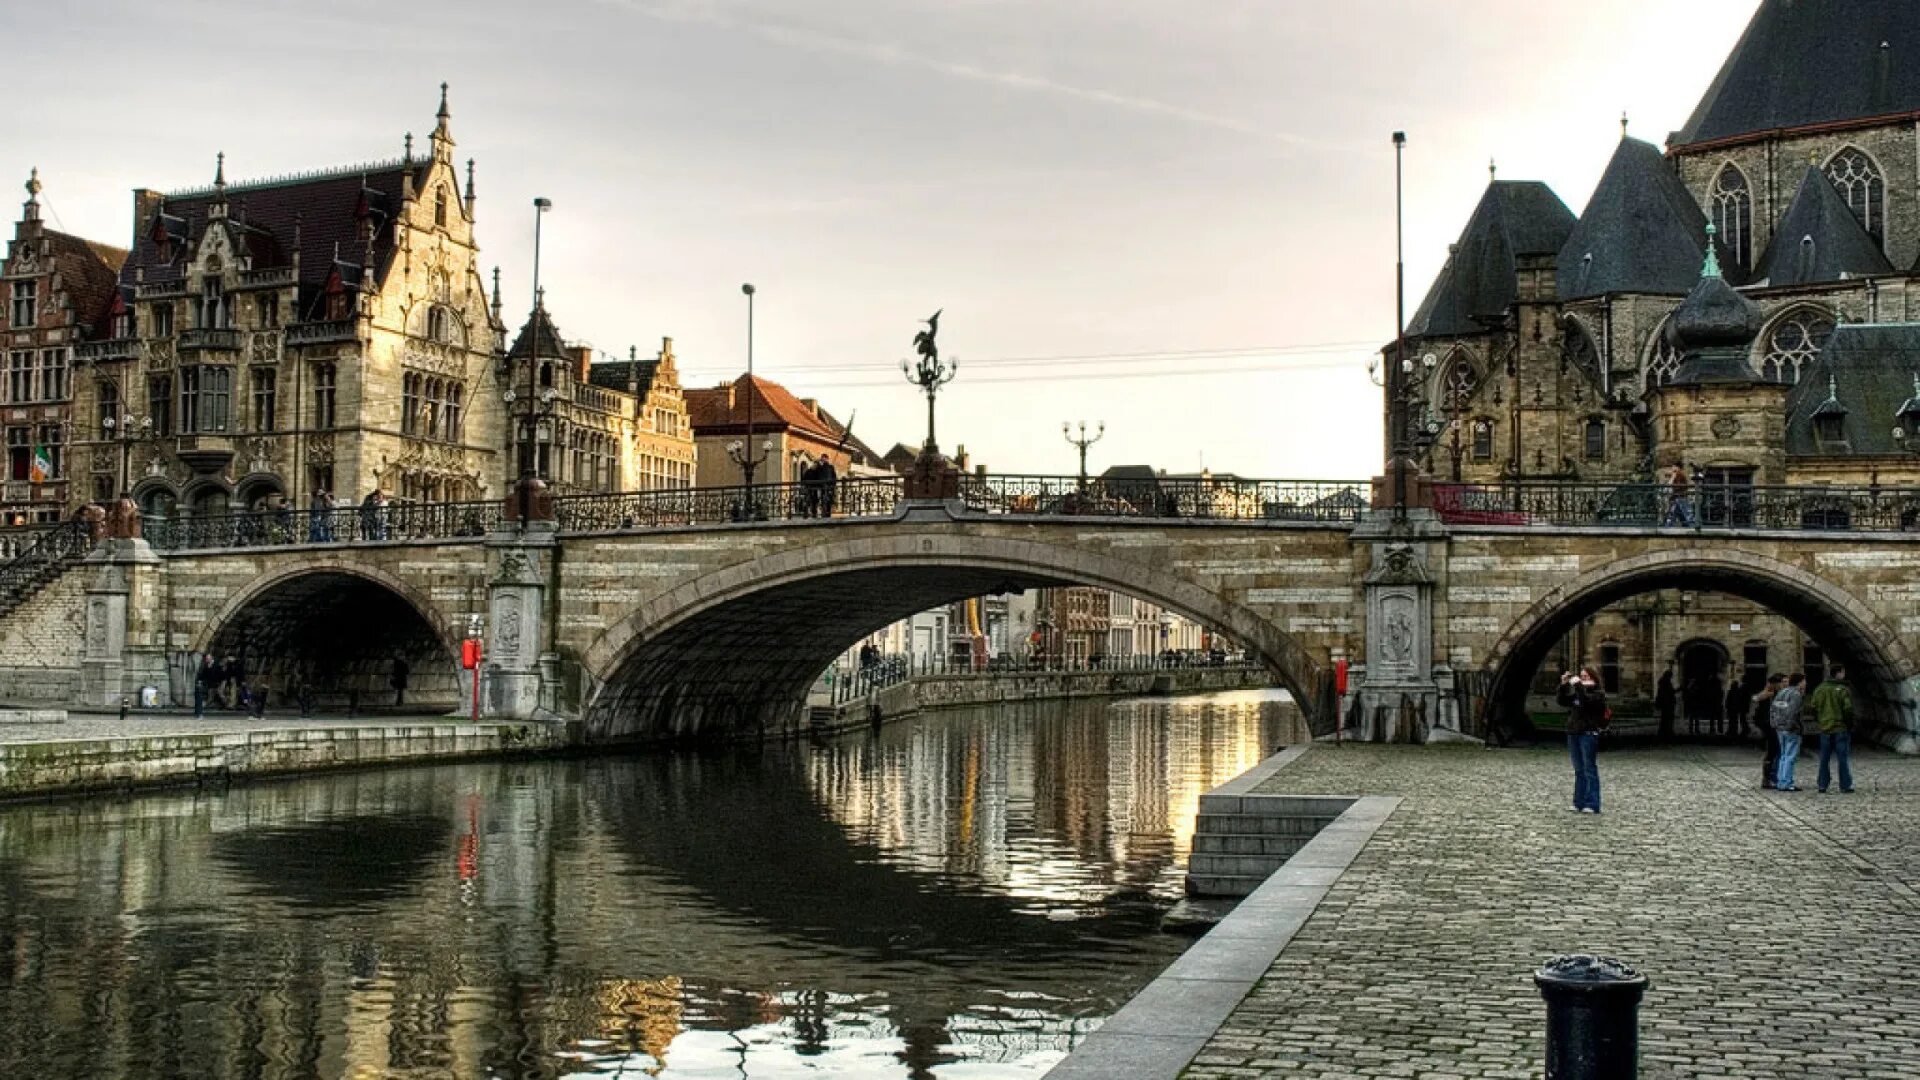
[3,478,1917,752]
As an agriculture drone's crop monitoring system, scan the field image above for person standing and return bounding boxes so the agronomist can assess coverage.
[1770,673,1806,791]
[1753,674,1783,788]
[1557,667,1608,814]
[192,653,214,719]
[1662,464,1695,527]
[1655,668,1677,741]
[816,454,838,517]
[1808,663,1855,793]
[1725,679,1752,740]
[390,654,410,708]
[309,488,333,543]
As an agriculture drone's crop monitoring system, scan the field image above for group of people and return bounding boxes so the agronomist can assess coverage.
[190,652,414,719]
[1753,665,1856,793]
[1558,662,1859,813]
[798,455,839,518]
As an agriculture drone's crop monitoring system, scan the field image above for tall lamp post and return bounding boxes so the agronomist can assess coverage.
[1063,420,1104,489]
[727,282,771,520]
[508,196,554,527]
[100,411,152,501]
[1387,130,1413,524]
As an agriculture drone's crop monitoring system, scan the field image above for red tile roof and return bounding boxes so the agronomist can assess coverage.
[687,374,846,443]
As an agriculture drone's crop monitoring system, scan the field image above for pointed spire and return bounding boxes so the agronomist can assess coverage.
[1488,157,1497,181]
[432,82,453,147]
[464,158,476,212]
[1702,221,1722,279]
[214,151,225,188]
[1620,111,1629,139]
[1826,373,1839,403]
[490,266,503,318]
[403,131,414,163]
[437,81,450,122]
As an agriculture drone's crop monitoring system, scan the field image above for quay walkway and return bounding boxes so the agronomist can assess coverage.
[1065,742,1920,1079]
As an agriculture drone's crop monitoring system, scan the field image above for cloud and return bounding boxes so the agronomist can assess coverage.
[594,0,1312,146]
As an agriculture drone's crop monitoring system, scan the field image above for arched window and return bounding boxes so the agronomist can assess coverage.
[1564,319,1602,383]
[1643,317,1682,391]
[1584,417,1606,461]
[434,186,448,227]
[427,306,449,343]
[1824,146,1886,247]
[1759,307,1835,384]
[1470,418,1494,460]
[1440,351,1478,410]
[1710,163,1752,272]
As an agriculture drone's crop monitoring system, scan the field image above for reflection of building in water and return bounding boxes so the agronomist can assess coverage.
[593,976,684,1070]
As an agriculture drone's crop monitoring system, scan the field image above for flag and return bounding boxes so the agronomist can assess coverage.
[27,444,50,484]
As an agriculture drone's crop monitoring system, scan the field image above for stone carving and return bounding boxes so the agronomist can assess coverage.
[87,600,108,649]
[497,550,530,583]
[1368,541,1430,585]
[494,595,522,658]
[1384,606,1414,664]
[1712,414,1740,440]
[107,498,141,540]
[307,432,334,466]
[243,437,276,475]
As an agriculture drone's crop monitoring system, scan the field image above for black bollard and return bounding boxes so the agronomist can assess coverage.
[1534,954,1649,1080]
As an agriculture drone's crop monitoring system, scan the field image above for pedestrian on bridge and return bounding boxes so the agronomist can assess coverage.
[1557,667,1608,815]
[1662,464,1696,527]
[1810,665,1855,794]
[309,488,334,543]
[1770,673,1806,791]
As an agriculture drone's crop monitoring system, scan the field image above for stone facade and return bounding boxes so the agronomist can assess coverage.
[65,88,506,521]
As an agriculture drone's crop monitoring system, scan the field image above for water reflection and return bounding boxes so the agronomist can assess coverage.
[0,689,1304,1078]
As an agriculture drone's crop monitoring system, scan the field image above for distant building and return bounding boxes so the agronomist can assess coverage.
[0,172,126,522]
[686,374,879,487]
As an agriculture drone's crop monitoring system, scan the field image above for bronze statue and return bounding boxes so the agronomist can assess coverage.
[912,309,942,366]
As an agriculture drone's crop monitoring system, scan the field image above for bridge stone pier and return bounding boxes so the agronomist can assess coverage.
[2,488,1918,753]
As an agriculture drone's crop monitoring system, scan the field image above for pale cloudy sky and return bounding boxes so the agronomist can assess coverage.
[2,0,1760,479]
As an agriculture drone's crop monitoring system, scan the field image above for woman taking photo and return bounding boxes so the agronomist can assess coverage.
[1557,667,1608,814]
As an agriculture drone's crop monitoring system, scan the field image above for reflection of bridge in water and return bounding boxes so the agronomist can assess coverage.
[0,693,1293,1077]
[3,473,1920,751]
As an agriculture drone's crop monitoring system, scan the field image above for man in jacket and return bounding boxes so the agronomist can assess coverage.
[1808,665,1855,794]
[1557,668,1607,814]
[1770,673,1806,792]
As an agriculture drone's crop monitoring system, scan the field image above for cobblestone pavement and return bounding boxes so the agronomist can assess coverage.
[1183,742,1920,1080]
[0,710,463,744]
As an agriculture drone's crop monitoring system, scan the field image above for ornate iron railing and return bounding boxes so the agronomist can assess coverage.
[144,499,504,552]
[0,519,94,614]
[958,474,1370,522]
[1434,482,1920,533]
[554,477,906,531]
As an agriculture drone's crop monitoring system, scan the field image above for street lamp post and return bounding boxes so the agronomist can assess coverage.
[1063,420,1105,490]
[727,283,772,520]
[508,196,553,528]
[100,411,152,500]
[1388,130,1413,524]
[902,310,956,461]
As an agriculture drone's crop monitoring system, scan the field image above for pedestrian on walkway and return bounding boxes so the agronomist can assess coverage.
[1770,673,1806,791]
[193,653,214,719]
[1753,674,1783,788]
[1726,679,1752,740]
[1655,667,1677,741]
[309,488,333,543]
[390,654,410,708]
[1809,663,1855,793]
[1662,463,1695,527]
[1557,667,1607,814]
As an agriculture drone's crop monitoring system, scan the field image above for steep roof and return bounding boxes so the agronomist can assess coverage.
[506,301,569,360]
[1786,323,1920,456]
[119,159,430,320]
[1673,0,1920,148]
[42,228,126,327]
[686,374,845,443]
[1406,181,1575,338]
[1558,137,1718,299]
[1753,166,1896,287]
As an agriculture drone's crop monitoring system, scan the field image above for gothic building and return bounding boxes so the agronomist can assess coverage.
[72,86,505,518]
[0,172,126,522]
[502,298,695,495]
[1396,0,1920,715]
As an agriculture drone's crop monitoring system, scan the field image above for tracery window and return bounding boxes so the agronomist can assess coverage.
[1644,319,1682,390]
[1440,354,1478,410]
[1824,147,1886,247]
[1710,164,1752,272]
[1760,308,1834,384]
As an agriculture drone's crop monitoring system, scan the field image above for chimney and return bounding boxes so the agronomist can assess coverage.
[132,189,164,244]
[573,345,592,382]
[800,397,820,418]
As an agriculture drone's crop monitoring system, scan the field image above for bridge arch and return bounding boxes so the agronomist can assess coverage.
[579,532,1328,743]
[1482,548,1918,747]
[191,560,463,712]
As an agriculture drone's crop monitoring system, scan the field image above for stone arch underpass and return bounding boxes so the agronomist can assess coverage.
[576,532,1339,744]
[192,563,465,712]
[1478,549,1920,748]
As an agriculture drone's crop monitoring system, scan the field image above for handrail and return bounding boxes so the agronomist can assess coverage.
[959,474,1370,523]
[144,499,504,552]
[1433,481,1920,533]
[554,477,906,531]
[0,518,94,611]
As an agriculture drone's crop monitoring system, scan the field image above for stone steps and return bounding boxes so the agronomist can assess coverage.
[1186,794,1354,898]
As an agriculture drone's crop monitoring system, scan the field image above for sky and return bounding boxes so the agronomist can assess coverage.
[1,0,1763,480]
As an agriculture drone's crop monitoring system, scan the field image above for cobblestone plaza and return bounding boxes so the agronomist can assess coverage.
[1185,743,1920,1080]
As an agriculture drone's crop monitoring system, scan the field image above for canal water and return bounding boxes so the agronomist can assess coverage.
[0,689,1306,1079]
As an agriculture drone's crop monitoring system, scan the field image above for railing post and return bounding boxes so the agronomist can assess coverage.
[1535,955,1648,1080]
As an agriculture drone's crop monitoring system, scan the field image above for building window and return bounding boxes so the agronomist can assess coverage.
[1761,308,1834,384]
[402,373,421,436]
[325,287,351,321]
[5,427,26,481]
[196,278,232,330]
[427,306,449,343]
[1441,354,1478,410]
[113,307,136,339]
[151,303,174,337]
[258,295,279,329]
[6,350,30,403]
[1802,642,1826,691]
[39,348,67,401]
[97,379,120,436]
[1825,146,1886,247]
[1598,643,1621,694]
[1471,418,1494,460]
[8,281,36,327]
[313,363,336,428]
[148,374,173,436]
[36,424,61,480]
[1814,411,1845,445]
[1743,642,1768,693]
[446,384,463,441]
[250,368,276,432]
[434,187,448,227]
[1584,418,1605,461]
[180,365,231,433]
[310,463,334,496]
[1645,321,1682,391]
[1710,164,1752,272]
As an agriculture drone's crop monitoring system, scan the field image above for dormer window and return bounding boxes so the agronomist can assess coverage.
[113,307,136,340]
[9,281,36,327]
[196,278,232,329]
[1812,375,1848,449]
